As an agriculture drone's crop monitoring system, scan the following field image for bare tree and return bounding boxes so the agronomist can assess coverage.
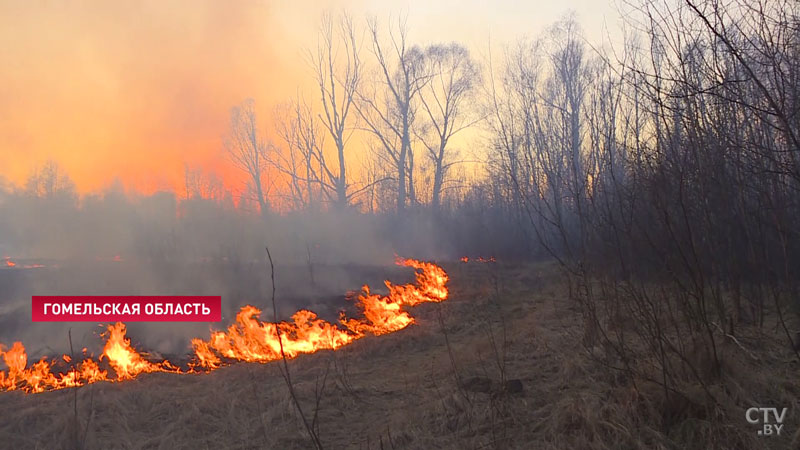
[312,13,362,210]
[224,99,272,217]
[24,160,77,201]
[357,16,429,214]
[482,0,800,406]
[485,16,594,258]
[417,43,480,211]
[183,164,226,202]
[274,98,325,210]
[548,17,592,206]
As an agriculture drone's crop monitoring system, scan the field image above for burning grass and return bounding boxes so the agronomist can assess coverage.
[0,261,798,449]
[0,257,448,393]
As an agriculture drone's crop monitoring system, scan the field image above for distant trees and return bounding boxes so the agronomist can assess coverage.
[272,13,366,211]
[248,15,484,215]
[224,99,272,217]
[183,164,227,203]
[417,43,480,212]
[357,17,428,214]
[482,0,800,400]
[486,15,596,256]
[23,160,77,201]
[312,13,362,209]
[274,98,323,210]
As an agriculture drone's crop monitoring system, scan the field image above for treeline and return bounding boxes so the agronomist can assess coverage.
[0,160,504,263]
[483,0,799,403]
[222,14,483,217]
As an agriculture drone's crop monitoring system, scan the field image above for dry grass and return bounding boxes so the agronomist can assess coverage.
[0,261,798,449]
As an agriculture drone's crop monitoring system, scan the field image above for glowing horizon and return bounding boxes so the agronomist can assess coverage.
[0,0,618,197]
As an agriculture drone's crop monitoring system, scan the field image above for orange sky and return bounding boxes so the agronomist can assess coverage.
[0,0,619,196]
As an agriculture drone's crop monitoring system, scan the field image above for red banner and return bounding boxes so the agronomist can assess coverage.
[31,296,221,322]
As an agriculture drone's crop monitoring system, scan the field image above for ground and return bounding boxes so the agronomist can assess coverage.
[0,261,798,449]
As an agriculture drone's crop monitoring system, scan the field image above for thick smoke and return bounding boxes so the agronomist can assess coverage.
[0,184,464,357]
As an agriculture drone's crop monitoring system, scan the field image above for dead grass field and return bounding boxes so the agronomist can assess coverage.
[1,261,798,449]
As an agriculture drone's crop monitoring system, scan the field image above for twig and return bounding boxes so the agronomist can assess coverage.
[266,246,325,450]
[80,383,94,449]
[435,304,465,396]
[711,322,760,362]
[247,365,271,447]
[311,361,331,436]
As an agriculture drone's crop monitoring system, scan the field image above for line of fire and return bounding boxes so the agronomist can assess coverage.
[0,258,448,393]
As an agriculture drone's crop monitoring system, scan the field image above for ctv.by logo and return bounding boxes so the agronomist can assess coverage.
[746,407,788,436]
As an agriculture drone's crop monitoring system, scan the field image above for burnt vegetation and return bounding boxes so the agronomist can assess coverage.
[1,0,800,448]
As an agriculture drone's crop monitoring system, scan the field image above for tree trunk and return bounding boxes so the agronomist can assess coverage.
[336,138,347,208]
[397,112,410,214]
[407,144,416,207]
[431,147,444,211]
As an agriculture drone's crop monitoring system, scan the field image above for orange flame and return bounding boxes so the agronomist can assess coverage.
[461,256,496,263]
[190,306,357,369]
[0,257,449,393]
[190,256,448,368]
[101,323,178,379]
[1,257,45,269]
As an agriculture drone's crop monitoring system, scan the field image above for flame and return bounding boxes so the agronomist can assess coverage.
[190,256,448,368]
[101,323,178,379]
[1,257,45,269]
[461,256,496,263]
[190,306,357,369]
[95,255,123,262]
[340,285,414,336]
[0,257,449,393]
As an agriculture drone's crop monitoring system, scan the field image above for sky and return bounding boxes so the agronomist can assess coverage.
[0,0,621,196]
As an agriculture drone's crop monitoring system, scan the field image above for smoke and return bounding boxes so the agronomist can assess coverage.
[0,0,319,192]
[0,0,611,359]
[0,184,457,358]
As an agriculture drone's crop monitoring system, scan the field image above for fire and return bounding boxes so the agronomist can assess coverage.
[1,257,46,269]
[190,256,448,368]
[95,255,123,262]
[390,256,449,305]
[460,256,496,263]
[340,285,414,336]
[0,257,449,393]
[101,323,178,379]
[0,342,107,393]
[190,306,357,369]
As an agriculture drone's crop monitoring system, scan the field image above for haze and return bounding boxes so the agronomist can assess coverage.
[0,0,617,195]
